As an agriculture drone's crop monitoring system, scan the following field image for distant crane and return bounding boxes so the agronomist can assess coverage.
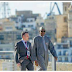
[0,2,11,18]
[47,2,61,16]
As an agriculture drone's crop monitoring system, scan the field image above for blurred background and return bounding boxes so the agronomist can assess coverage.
[0,1,72,71]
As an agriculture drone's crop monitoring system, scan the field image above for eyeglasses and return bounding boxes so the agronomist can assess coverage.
[41,31,45,32]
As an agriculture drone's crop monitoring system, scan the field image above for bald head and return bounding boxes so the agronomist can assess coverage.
[39,27,46,36]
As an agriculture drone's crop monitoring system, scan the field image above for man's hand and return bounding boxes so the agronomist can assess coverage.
[54,57,57,61]
[17,63,20,67]
[35,60,38,66]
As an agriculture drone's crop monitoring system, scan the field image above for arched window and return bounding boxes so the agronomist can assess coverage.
[65,7,67,11]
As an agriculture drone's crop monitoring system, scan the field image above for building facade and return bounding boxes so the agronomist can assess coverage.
[0,43,14,60]
[45,13,56,42]
[55,38,72,62]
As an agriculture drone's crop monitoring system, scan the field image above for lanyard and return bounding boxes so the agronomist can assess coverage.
[22,40,30,58]
[22,40,29,50]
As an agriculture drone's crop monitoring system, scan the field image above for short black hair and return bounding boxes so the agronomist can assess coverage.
[21,31,28,37]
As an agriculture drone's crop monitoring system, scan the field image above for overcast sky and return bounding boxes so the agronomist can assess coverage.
[0,1,66,18]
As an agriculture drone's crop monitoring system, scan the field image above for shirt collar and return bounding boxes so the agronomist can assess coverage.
[39,35,45,37]
[22,38,25,43]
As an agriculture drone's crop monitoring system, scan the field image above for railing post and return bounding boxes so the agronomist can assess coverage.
[13,51,17,71]
[52,56,56,71]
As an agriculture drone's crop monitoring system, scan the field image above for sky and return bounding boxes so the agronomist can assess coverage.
[0,1,63,18]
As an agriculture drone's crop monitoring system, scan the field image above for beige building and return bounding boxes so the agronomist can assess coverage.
[0,18,9,22]
[2,21,16,31]
[0,23,3,32]
[0,30,22,44]
[16,10,40,19]
[68,5,72,37]
[45,14,56,42]
[0,18,9,32]
[0,18,17,32]
[56,15,68,42]
[16,10,32,16]
[36,16,44,30]
[44,2,71,43]
[55,2,71,43]
[63,2,71,15]
[45,15,56,31]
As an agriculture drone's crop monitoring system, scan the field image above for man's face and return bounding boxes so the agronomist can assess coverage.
[40,29,45,36]
[23,33,29,41]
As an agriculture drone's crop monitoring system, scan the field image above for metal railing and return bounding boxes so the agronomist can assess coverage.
[0,51,56,71]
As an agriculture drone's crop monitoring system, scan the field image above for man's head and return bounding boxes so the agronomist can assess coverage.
[39,27,46,36]
[21,31,29,41]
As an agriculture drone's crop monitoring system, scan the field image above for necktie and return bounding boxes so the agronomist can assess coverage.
[25,42,27,50]
[25,41,29,58]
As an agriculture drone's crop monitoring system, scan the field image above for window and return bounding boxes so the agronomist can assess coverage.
[63,51,66,55]
[40,23,44,26]
[28,25,30,27]
[58,51,61,56]
[0,35,4,40]
[16,20,18,23]
[55,29,56,34]
[31,25,33,27]
[71,50,72,55]
[0,49,3,51]
[6,48,10,51]
[57,44,62,49]
[63,44,68,49]
[58,57,62,62]
[0,27,3,30]
[16,35,21,40]
[5,55,11,59]
[7,34,12,38]
[22,25,25,28]
[6,27,12,29]
[0,55,2,59]
[71,57,72,62]
[28,25,33,27]
[63,51,68,56]
[30,20,33,22]
[37,23,39,26]
[70,40,72,47]
[52,17,54,19]
[65,7,67,11]
[65,57,68,62]
[64,17,67,22]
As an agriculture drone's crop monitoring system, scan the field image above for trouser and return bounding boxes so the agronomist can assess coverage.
[38,66,47,71]
[20,59,34,71]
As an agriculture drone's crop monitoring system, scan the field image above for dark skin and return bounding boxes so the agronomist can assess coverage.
[35,29,57,66]
[40,29,45,37]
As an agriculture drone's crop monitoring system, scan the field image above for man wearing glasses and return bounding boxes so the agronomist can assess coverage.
[32,27,58,71]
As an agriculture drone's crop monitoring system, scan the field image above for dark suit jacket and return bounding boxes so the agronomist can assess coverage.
[15,40,32,64]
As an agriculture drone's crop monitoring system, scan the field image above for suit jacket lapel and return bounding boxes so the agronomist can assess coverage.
[21,41,27,50]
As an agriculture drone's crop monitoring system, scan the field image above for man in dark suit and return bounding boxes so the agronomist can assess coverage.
[15,31,34,71]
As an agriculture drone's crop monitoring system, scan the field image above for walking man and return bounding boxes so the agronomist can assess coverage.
[15,31,34,71]
[32,27,58,71]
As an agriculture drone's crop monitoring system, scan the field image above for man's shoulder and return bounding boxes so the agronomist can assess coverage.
[15,40,22,45]
[45,36,50,40]
[34,36,41,39]
[27,41,31,45]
